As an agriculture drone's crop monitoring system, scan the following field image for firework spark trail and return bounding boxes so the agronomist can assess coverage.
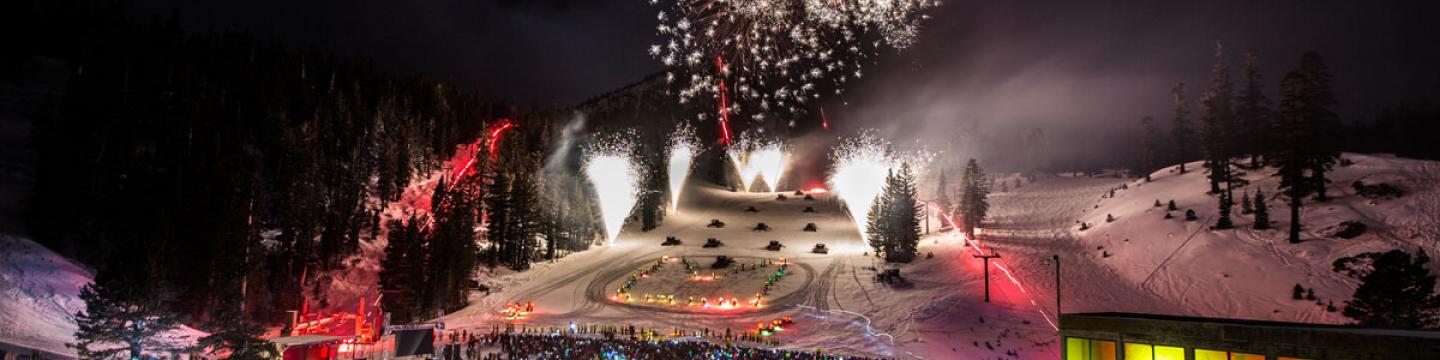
[928,204,1060,331]
[586,154,641,243]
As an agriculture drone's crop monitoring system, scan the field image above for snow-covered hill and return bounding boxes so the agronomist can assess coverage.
[1072,153,1440,323]
[0,235,205,358]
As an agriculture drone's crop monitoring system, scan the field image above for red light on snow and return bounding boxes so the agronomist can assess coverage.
[806,187,829,193]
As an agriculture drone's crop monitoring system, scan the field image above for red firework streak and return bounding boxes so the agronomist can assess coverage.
[821,107,831,130]
[452,119,515,180]
[715,56,734,146]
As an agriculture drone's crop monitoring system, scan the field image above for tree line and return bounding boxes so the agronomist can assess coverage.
[1135,45,1340,243]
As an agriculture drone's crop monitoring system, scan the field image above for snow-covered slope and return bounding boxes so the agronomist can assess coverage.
[1074,153,1440,323]
[0,235,205,357]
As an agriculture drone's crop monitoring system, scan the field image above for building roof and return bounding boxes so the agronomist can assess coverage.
[1064,312,1440,340]
[271,335,347,347]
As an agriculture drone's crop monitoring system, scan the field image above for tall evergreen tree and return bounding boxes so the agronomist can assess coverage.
[378,215,429,324]
[1297,51,1342,202]
[1272,71,1315,243]
[1236,50,1273,168]
[935,168,953,228]
[1170,83,1196,173]
[1200,43,1236,195]
[958,159,991,239]
[1333,249,1440,329]
[1140,116,1159,181]
[865,170,895,258]
[428,175,481,314]
[888,163,923,263]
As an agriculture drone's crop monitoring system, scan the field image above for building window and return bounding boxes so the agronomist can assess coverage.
[1066,337,1117,360]
[1197,349,1267,360]
[1123,342,1184,360]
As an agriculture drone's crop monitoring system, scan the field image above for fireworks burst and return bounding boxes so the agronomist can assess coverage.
[728,135,790,192]
[585,139,642,243]
[649,0,938,127]
[827,131,933,243]
[667,128,698,211]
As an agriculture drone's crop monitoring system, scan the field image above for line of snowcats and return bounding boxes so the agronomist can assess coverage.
[662,190,827,254]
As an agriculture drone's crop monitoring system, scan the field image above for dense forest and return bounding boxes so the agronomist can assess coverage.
[2,1,706,341]
[5,0,508,329]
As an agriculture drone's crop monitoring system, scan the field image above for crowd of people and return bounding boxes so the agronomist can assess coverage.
[430,325,888,360]
[474,333,889,360]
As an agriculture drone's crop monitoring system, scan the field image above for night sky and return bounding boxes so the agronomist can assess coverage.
[126,0,1439,151]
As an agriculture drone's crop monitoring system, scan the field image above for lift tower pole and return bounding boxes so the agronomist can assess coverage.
[973,251,1002,303]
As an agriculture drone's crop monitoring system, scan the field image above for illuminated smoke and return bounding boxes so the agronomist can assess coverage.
[667,142,695,211]
[586,154,640,243]
[828,137,892,243]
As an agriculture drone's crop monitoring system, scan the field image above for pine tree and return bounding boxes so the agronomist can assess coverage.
[1296,51,1342,202]
[1200,43,1236,195]
[1140,116,1158,182]
[1253,189,1271,229]
[1333,249,1440,329]
[70,255,180,359]
[1170,83,1196,173]
[379,215,428,324]
[887,163,923,263]
[1273,68,1320,243]
[1241,191,1254,214]
[865,171,895,259]
[958,159,991,239]
[935,168,953,229]
[1236,51,1273,168]
[427,172,482,314]
[198,297,276,359]
[508,169,541,270]
[1215,191,1234,229]
[485,171,514,269]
